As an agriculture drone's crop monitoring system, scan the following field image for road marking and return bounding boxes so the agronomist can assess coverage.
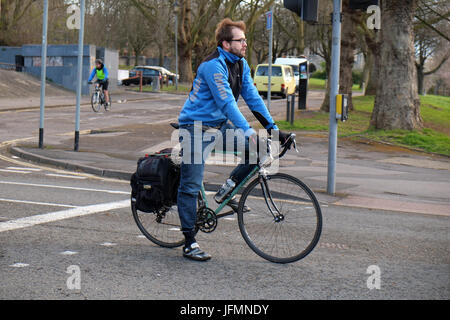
[0,181,129,194]
[60,250,78,255]
[0,169,30,174]
[100,242,117,247]
[0,153,128,184]
[0,198,77,208]
[9,263,29,268]
[45,173,86,180]
[6,167,42,172]
[0,199,129,233]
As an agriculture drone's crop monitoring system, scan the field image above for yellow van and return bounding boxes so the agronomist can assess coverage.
[254,64,296,98]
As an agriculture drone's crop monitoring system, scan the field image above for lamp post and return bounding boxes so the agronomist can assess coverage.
[174,1,179,91]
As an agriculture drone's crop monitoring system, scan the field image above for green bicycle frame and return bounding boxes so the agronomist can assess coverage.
[199,165,260,215]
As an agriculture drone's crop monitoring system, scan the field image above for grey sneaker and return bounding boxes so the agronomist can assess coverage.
[183,242,211,262]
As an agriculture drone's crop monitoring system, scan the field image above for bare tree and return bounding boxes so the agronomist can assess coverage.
[370,0,423,130]
[414,0,450,95]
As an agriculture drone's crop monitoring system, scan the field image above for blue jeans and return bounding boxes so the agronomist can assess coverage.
[177,122,256,232]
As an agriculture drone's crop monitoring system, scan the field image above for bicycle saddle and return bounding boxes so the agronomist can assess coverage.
[170,122,180,129]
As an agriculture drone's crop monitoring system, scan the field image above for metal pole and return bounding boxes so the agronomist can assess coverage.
[326,0,342,195]
[39,0,49,149]
[74,0,85,151]
[174,2,179,91]
[286,96,290,121]
[290,94,295,125]
[267,7,273,111]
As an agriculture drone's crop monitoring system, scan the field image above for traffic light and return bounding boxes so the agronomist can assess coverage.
[283,0,319,23]
[349,0,379,10]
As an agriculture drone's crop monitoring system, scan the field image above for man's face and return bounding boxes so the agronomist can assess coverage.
[96,62,101,69]
[224,27,247,58]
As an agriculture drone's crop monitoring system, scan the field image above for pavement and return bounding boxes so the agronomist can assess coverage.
[1,88,449,216]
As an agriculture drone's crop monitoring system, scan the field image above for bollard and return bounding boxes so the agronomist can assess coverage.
[286,97,291,122]
[152,76,160,91]
[290,94,295,125]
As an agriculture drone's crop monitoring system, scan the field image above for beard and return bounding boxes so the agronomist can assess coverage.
[230,46,245,58]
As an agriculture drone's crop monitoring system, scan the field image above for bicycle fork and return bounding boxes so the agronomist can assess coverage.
[259,176,284,222]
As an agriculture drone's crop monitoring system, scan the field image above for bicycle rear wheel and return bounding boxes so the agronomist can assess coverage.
[237,173,322,264]
[91,92,101,112]
[131,197,185,248]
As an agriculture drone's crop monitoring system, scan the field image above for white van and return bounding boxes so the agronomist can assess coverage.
[274,57,308,89]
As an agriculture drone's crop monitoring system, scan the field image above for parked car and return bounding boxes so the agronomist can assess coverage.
[274,57,308,90]
[148,66,179,84]
[253,64,296,98]
[121,66,162,86]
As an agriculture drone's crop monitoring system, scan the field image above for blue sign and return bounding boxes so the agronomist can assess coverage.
[266,11,273,30]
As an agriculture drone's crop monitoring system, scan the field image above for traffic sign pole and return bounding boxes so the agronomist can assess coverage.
[266,9,273,110]
[74,0,85,152]
[39,0,49,149]
[326,0,342,195]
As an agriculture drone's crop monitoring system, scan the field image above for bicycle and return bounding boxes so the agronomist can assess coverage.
[89,81,111,112]
[131,125,322,264]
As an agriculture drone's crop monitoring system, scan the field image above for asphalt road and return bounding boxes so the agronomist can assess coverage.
[0,155,448,300]
[0,93,448,300]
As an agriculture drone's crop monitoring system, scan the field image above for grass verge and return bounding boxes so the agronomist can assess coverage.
[277,94,450,156]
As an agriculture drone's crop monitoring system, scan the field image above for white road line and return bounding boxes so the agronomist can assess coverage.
[7,167,42,172]
[0,181,129,194]
[0,199,129,233]
[60,250,78,255]
[9,263,29,268]
[0,198,77,208]
[0,169,30,174]
[100,242,117,247]
[45,173,86,179]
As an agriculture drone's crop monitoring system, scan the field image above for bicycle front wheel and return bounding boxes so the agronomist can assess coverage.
[237,173,322,264]
[91,92,101,112]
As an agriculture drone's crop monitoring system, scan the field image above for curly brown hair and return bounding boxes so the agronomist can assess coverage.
[215,18,246,48]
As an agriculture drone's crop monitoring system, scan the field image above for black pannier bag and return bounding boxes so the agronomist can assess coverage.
[130,148,180,213]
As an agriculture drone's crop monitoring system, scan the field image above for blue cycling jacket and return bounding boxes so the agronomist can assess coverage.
[179,47,278,136]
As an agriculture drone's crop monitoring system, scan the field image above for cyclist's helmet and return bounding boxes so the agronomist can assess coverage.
[95,59,104,69]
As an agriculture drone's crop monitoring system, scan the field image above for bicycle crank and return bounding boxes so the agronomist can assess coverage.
[196,207,217,233]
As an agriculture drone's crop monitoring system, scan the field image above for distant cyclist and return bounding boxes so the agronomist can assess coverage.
[88,59,110,107]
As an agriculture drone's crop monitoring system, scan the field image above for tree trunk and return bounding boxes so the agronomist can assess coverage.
[416,64,425,95]
[179,46,193,84]
[339,0,358,111]
[320,59,331,112]
[361,50,372,95]
[370,0,423,130]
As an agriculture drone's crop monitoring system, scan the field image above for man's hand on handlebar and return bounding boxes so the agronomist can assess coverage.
[88,81,93,84]
[268,129,293,149]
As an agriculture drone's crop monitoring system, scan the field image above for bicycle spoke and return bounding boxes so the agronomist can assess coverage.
[238,173,322,263]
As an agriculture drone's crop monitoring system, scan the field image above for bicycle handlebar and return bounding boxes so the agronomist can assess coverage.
[277,133,297,159]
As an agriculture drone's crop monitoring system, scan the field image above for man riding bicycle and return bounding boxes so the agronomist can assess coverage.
[88,59,110,107]
[177,18,290,261]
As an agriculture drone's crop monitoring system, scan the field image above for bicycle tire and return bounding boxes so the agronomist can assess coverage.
[237,173,322,264]
[91,92,101,112]
[131,197,185,248]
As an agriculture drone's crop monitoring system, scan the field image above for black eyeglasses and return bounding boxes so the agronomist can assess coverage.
[228,38,247,44]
